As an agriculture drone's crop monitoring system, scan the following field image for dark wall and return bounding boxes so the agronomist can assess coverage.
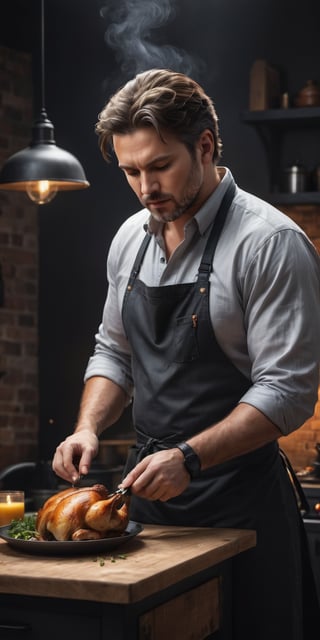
[2,0,320,458]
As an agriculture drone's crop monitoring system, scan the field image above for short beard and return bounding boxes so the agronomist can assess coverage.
[147,157,203,223]
[150,187,201,223]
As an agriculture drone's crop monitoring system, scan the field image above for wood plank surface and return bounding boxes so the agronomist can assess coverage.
[0,525,256,604]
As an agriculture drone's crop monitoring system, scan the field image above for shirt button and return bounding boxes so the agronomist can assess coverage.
[160,257,165,263]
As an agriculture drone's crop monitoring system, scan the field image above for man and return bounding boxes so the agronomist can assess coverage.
[52,69,320,638]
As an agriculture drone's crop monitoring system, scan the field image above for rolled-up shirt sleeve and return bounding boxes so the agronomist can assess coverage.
[237,228,320,434]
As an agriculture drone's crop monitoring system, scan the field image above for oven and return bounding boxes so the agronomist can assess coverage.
[302,482,320,602]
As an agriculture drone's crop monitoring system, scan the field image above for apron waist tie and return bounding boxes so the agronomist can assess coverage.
[136,438,164,462]
[134,428,180,462]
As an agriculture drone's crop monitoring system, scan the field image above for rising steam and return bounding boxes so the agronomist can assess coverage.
[100,0,205,91]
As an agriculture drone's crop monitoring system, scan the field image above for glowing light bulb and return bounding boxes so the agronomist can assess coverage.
[26,180,58,205]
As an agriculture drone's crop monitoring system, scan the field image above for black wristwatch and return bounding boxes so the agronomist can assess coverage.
[176,442,201,479]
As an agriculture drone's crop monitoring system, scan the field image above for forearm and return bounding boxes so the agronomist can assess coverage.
[75,375,129,437]
[187,402,282,470]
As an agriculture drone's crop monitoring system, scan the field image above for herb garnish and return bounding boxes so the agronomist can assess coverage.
[94,553,127,566]
[8,514,39,540]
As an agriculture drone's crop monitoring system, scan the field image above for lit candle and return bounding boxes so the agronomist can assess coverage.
[0,492,25,526]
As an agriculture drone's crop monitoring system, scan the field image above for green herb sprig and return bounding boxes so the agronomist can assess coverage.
[94,553,127,566]
[8,514,38,540]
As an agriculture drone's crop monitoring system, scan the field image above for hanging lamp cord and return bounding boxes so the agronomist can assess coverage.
[40,0,46,114]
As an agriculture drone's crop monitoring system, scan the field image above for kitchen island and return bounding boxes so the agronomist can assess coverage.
[0,524,256,640]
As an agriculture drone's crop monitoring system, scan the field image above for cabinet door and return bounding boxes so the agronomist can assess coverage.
[0,596,101,640]
[139,577,220,640]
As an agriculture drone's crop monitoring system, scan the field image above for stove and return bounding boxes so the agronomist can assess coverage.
[301,481,320,517]
[301,481,320,602]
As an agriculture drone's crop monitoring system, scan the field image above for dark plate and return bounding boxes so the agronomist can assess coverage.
[0,520,143,556]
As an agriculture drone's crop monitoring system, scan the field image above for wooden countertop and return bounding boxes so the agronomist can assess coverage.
[0,525,256,604]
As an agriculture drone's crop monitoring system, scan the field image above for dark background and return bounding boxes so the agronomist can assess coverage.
[1,0,320,458]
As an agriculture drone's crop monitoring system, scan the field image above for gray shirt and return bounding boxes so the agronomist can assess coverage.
[85,168,320,435]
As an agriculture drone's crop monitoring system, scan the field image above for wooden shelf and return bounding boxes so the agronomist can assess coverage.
[242,107,320,127]
[241,108,320,199]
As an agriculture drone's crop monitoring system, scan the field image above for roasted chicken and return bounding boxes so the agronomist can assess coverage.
[36,484,130,541]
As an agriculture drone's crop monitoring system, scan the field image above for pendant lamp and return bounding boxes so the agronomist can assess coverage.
[0,0,89,205]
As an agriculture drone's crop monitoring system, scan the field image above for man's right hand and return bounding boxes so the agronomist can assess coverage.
[52,429,99,485]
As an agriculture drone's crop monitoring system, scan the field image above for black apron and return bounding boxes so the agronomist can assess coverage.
[121,179,319,639]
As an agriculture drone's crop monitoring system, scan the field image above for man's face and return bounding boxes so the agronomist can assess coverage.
[113,127,207,223]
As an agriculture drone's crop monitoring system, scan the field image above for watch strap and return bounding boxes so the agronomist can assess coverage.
[176,442,201,479]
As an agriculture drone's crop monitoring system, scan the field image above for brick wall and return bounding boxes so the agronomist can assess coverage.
[0,45,39,469]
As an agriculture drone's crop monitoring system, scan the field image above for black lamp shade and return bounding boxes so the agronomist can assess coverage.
[0,0,89,204]
[0,111,89,192]
[0,144,89,190]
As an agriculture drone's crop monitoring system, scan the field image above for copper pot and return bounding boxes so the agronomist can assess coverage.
[294,80,320,107]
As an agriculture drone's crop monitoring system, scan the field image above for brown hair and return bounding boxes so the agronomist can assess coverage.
[96,69,222,163]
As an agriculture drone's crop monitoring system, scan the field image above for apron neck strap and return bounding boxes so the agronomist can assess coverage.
[197,181,236,283]
[126,231,151,289]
